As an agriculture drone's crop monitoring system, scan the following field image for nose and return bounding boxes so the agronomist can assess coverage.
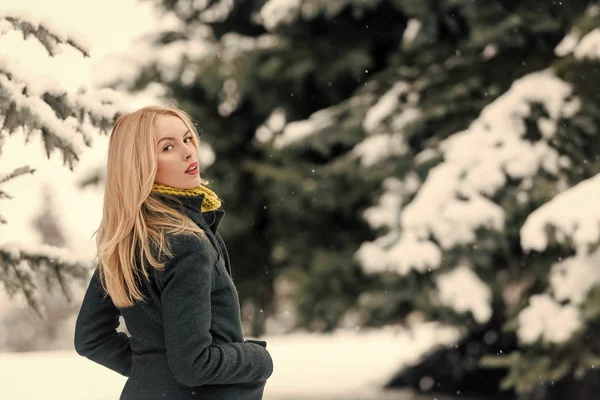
[183,146,193,160]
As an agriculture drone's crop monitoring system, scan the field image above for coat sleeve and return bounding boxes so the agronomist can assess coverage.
[159,234,273,387]
[74,266,132,377]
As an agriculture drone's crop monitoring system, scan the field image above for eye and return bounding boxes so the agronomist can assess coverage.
[163,145,173,152]
[184,136,193,143]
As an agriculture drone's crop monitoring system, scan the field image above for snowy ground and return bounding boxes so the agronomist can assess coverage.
[0,323,460,400]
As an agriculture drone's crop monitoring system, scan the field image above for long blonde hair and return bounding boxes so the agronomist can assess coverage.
[95,105,208,308]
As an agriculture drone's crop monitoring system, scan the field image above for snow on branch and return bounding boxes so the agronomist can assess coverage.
[517,176,600,346]
[0,11,91,57]
[0,242,93,318]
[0,54,126,169]
[435,265,492,324]
[574,28,600,60]
[258,0,378,31]
[0,165,36,187]
[402,71,579,247]
[521,173,600,254]
[549,250,600,306]
[0,13,126,169]
[273,107,336,149]
[259,0,301,31]
[517,293,581,345]
[358,70,581,276]
[93,24,218,88]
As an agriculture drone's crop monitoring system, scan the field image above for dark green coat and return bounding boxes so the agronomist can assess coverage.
[74,193,273,399]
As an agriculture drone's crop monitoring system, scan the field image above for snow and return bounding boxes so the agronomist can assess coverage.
[266,109,287,132]
[0,0,157,92]
[11,259,46,315]
[362,82,410,134]
[554,5,600,58]
[401,163,505,249]
[413,147,438,165]
[0,130,108,259]
[359,173,448,275]
[402,19,422,48]
[0,66,88,156]
[259,0,302,31]
[93,25,281,92]
[352,133,407,167]
[0,1,167,169]
[555,30,580,57]
[392,107,420,132]
[356,233,442,275]
[520,173,600,254]
[220,33,280,64]
[481,44,498,60]
[518,156,600,335]
[517,294,581,345]
[362,178,403,230]
[0,19,11,35]
[395,71,577,250]
[0,241,91,266]
[255,109,288,144]
[199,0,235,24]
[0,323,461,399]
[549,250,600,305]
[574,28,600,60]
[0,0,171,243]
[150,36,215,82]
[0,8,92,55]
[273,108,335,149]
[435,266,492,324]
[0,54,65,96]
[356,69,589,320]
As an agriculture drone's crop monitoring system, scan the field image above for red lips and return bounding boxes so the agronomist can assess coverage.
[185,162,198,174]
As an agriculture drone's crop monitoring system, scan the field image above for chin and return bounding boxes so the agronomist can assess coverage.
[183,177,202,189]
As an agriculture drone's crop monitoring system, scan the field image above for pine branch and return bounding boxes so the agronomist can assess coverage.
[0,243,93,319]
[0,12,90,57]
[0,15,124,169]
[0,166,36,224]
[0,165,36,186]
[0,55,122,169]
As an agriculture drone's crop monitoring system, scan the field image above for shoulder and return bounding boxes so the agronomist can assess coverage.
[155,232,217,288]
[162,231,218,267]
[166,231,207,250]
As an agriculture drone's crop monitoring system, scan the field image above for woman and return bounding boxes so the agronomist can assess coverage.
[74,105,273,400]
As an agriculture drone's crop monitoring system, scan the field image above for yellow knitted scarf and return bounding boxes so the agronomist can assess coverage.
[152,183,222,212]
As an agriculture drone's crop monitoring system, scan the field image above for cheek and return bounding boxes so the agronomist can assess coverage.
[156,157,172,177]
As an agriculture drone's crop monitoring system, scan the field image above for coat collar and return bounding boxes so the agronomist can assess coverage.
[154,192,225,234]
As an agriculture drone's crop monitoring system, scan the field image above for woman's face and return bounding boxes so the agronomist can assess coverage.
[154,114,202,189]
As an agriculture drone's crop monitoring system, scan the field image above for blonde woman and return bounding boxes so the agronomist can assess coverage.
[74,105,273,400]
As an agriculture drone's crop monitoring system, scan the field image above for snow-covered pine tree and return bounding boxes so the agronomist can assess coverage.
[349,5,599,400]
[0,11,123,318]
[257,0,599,398]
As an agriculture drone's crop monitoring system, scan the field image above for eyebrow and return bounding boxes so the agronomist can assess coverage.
[157,130,191,145]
